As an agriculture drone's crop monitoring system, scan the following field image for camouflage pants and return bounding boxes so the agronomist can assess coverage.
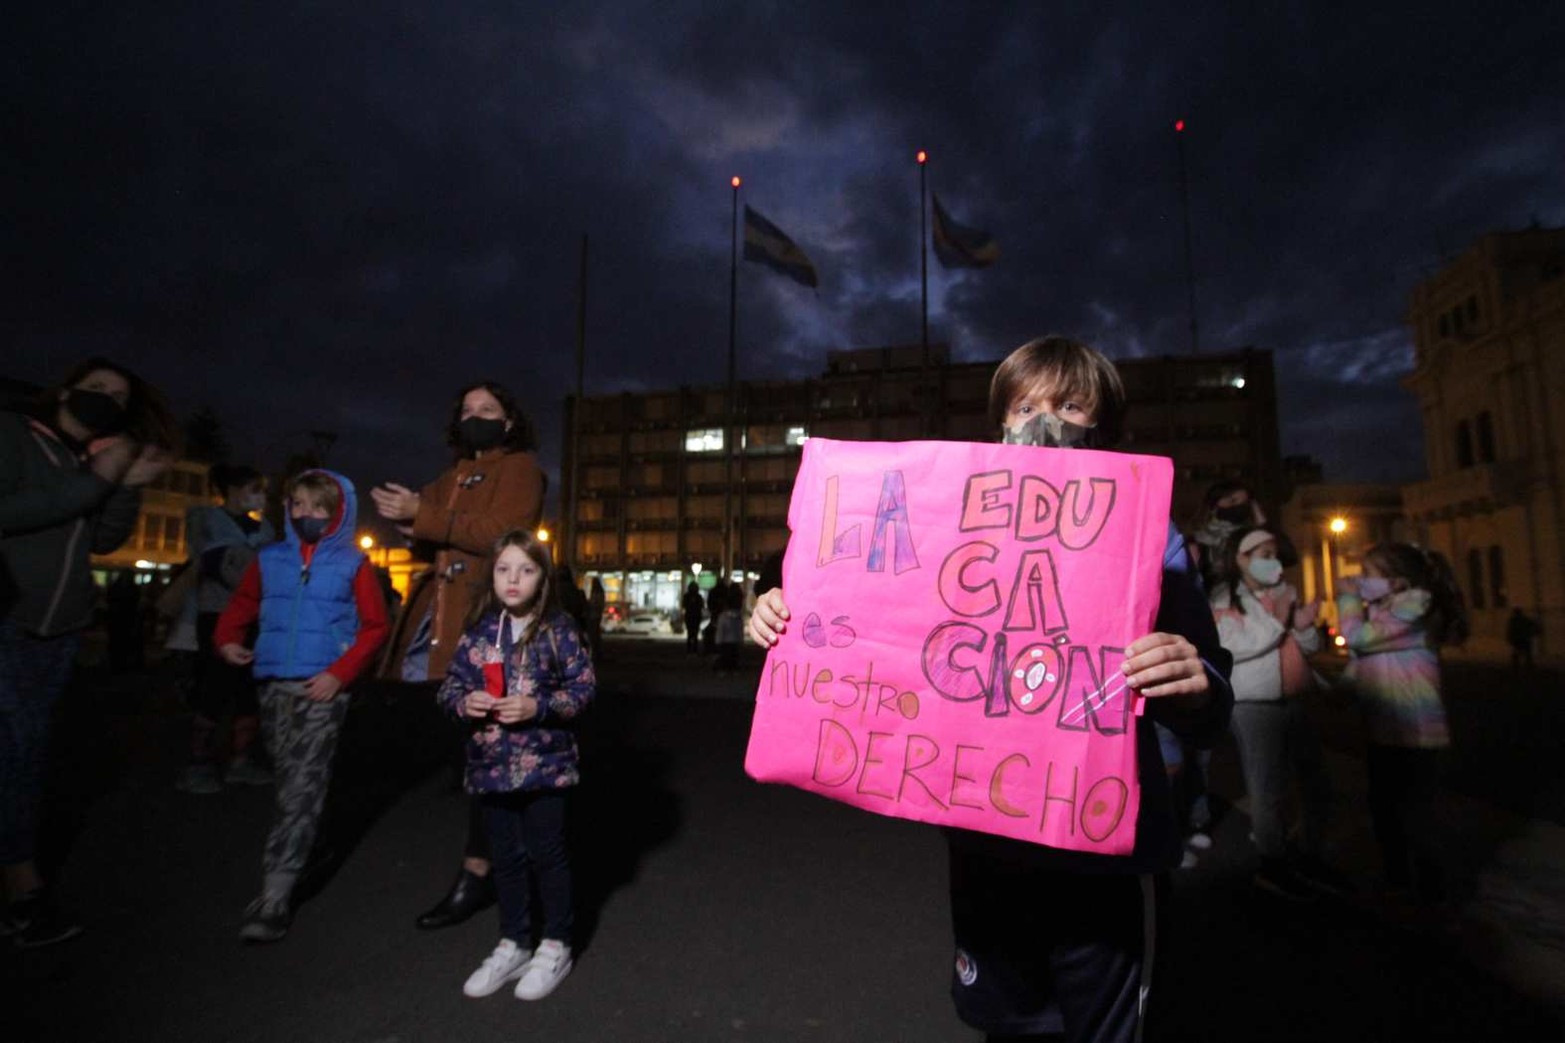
[258,680,350,898]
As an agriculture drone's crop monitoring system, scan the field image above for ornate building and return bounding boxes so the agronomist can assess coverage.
[1402,227,1565,658]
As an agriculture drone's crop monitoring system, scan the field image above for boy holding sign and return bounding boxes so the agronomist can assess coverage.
[749,336,1232,1043]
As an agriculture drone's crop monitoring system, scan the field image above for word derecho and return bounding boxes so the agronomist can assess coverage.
[748,439,1170,856]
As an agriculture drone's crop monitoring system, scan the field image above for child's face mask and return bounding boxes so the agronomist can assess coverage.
[293,516,329,544]
[1246,556,1285,587]
[1358,576,1393,602]
[1002,412,1099,449]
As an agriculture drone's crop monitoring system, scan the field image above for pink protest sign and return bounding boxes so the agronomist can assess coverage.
[744,438,1173,855]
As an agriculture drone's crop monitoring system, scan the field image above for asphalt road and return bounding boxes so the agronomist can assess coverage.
[6,638,1564,1042]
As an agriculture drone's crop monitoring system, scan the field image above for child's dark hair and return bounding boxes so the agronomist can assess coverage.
[211,463,263,496]
[288,471,342,518]
[445,381,538,458]
[1213,524,1275,615]
[987,335,1127,446]
[1363,542,1469,646]
[40,356,181,452]
[465,529,559,648]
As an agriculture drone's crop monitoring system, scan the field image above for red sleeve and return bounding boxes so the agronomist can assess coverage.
[212,560,263,651]
[325,562,391,687]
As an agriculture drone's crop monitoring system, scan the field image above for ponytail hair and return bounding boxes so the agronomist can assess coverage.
[1362,542,1469,646]
[464,528,559,650]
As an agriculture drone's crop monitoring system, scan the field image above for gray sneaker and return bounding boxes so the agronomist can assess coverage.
[225,757,273,786]
[238,897,291,944]
[175,764,221,795]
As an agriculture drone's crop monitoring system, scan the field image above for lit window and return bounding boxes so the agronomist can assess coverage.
[685,428,724,453]
[787,425,809,446]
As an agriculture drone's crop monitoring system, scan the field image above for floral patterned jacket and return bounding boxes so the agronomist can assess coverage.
[436,609,596,794]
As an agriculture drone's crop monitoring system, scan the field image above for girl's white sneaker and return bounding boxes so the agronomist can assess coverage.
[514,938,572,1000]
[463,939,532,998]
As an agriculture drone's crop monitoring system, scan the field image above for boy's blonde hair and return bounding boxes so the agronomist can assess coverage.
[987,335,1127,446]
[288,471,341,517]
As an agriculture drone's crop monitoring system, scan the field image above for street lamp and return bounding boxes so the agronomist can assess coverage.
[1322,515,1348,611]
[359,534,375,550]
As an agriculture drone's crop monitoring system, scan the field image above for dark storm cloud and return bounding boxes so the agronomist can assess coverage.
[6,2,1563,502]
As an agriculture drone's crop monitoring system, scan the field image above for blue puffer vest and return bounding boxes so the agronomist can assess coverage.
[252,470,366,679]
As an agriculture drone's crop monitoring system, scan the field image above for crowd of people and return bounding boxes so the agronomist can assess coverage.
[0,338,1501,1038]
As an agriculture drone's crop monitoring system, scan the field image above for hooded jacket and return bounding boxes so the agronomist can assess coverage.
[0,411,142,636]
[213,470,388,684]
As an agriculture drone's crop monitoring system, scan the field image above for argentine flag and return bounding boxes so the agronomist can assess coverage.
[743,205,819,289]
[932,193,998,269]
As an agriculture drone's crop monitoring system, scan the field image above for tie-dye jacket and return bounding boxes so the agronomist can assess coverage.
[437,609,596,793]
[1337,587,1448,749]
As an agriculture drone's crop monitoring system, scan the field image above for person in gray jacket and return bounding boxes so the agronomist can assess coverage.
[0,357,174,948]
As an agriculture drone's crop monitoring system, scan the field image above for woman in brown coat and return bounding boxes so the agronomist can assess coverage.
[371,380,545,930]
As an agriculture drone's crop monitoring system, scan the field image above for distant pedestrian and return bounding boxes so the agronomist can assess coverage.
[215,470,388,943]
[714,587,742,672]
[1337,543,1467,904]
[1211,526,1342,900]
[176,463,275,794]
[682,582,704,655]
[371,380,545,932]
[1507,608,1539,673]
[1,357,174,948]
[443,530,594,1002]
[587,577,606,657]
[702,579,727,654]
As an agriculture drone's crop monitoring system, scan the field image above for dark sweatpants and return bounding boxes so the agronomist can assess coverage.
[949,839,1168,1043]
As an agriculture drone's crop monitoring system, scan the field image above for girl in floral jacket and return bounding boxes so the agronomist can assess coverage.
[437,529,594,1003]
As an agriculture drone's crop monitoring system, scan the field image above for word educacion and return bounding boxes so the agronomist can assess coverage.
[770,465,1141,845]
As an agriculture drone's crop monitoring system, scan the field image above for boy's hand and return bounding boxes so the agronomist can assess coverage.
[1123,632,1210,700]
[749,588,790,647]
[491,693,539,725]
[463,691,497,718]
[219,643,254,666]
[305,672,343,702]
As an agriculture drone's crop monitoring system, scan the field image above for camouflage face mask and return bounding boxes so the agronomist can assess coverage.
[1001,411,1099,449]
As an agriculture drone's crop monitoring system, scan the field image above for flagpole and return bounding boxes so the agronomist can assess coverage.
[1174,119,1199,354]
[567,232,587,569]
[724,176,741,581]
[917,149,929,365]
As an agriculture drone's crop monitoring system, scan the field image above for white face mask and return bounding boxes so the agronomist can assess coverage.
[1246,556,1284,587]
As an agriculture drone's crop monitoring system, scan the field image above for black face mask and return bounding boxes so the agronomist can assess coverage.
[1002,412,1099,449]
[458,416,508,452]
[64,388,126,436]
[294,516,330,544]
[1213,503,1252,525]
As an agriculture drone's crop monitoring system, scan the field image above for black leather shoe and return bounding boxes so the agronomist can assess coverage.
[415,869,495,930]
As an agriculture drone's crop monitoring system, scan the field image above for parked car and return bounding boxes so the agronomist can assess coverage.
[618,610,673,636]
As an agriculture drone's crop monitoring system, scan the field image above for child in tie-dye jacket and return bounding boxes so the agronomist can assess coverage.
[1337,542,1466,902]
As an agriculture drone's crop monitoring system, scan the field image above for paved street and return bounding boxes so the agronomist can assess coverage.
[6,638,1565,1042]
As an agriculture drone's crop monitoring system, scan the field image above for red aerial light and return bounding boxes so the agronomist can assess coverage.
[731,175,741,188]
[1174,119,1186,133]
[916,150,927,164]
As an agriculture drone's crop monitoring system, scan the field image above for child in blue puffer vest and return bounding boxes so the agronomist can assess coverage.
[214,470,388,943]
[439,528,595,1003]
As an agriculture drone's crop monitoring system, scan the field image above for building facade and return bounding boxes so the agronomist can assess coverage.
[1402,227,1565,659]
[561,343,1284,612]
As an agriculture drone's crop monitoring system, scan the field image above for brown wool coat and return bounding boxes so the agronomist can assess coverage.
[378,448,545,681]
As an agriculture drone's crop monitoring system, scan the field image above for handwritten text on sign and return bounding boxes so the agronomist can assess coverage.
[743,439,1173,855]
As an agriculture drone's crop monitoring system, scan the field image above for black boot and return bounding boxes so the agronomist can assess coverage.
[415,868,495,930]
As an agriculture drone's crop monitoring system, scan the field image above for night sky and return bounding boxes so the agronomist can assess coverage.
[8,3,1563,522]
